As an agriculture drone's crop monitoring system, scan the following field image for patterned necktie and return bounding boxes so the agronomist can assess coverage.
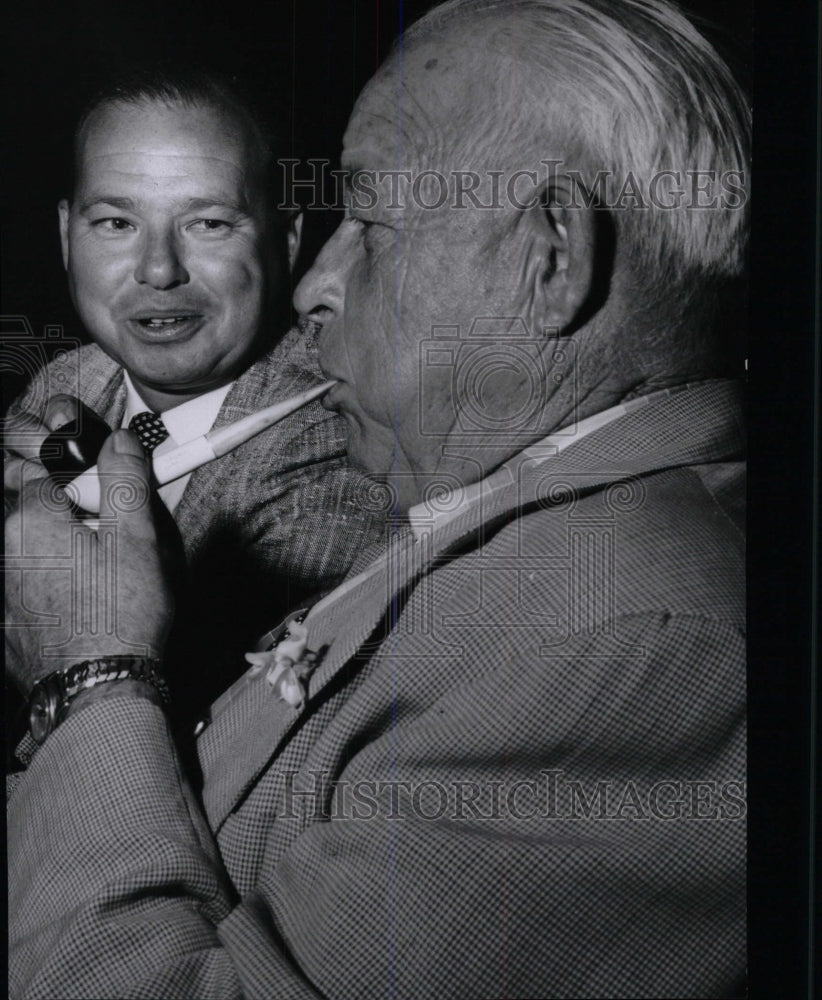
[129,411,169,453]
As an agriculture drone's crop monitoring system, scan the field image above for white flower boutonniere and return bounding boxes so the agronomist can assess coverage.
[244,619,319,709]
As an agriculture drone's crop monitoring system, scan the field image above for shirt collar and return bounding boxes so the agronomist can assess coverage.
[123,372,233,446]
[405,387,678,540]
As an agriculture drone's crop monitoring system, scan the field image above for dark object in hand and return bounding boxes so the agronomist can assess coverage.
[39,402,112,480]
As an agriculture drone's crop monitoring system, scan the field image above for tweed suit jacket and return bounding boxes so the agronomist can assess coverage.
[7,326,385,717]
[8,379,746,999]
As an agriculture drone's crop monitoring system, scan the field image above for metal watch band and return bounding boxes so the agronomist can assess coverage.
[29,656,169,745]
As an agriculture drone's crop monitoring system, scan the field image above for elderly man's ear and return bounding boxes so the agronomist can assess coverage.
[287,212,304,272]
[530,180,602,336]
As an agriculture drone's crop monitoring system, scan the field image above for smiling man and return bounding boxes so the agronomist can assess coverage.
[6,73,384,737]
[7,3,748,997]
[60,90,288,411]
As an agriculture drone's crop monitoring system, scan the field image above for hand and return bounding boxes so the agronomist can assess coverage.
[3,395,85,513]
[4,412,50,515]
[4,430,175,695]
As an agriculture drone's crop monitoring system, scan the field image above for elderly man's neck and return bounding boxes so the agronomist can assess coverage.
[398,343,731,513]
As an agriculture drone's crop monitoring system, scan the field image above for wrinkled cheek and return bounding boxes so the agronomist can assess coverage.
[341,280,385,378]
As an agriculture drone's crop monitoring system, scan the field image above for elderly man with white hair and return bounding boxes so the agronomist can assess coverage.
[6,1,748,996]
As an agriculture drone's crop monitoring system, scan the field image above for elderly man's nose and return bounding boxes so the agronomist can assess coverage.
[134,231,189,289]
[293,225,350,322]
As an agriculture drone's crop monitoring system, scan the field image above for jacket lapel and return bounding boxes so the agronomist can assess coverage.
[79,350,126,428]
[307,380,744,694]
[172,327,324,551]
[170,390,241,550]
[198,527,420,828]
[199,379,744,828]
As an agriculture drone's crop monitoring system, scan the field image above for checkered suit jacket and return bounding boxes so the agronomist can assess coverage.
[7,326,386,717]
[8,379,746,999]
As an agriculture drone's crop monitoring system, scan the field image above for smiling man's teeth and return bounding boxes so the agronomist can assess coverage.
[141,316,190,328]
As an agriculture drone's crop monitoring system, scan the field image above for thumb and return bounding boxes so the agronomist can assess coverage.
[97,429,156,537]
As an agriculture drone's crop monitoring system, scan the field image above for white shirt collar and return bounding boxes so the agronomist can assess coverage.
[122,372,233,446]
[405,388,675,539]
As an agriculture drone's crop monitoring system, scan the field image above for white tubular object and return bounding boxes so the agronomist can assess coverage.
[153,435,217,483]
[63,468,102,512]
[61,380,336,514]
[206,381,336,456]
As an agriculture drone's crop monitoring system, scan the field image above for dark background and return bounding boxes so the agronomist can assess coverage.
[2,2,817,998]
[1,0,751,406]
[0,0,438,402]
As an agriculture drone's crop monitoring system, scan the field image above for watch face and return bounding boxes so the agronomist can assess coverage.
[29,681,58,744]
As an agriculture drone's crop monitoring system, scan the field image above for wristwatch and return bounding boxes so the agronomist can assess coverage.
[28,656,170,744]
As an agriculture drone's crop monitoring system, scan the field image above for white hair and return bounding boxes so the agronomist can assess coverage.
[404,0,750,291]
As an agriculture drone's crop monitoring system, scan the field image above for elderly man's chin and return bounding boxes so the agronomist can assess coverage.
[337,413,416,507]
[338,415,379,474]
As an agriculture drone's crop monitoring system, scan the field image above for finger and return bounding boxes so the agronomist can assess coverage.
[96,429,157,539]
[4,453,49,494]
[17,470,72,513]
[2,410,51,460]
[4,396,95,462]
[6,473,73,559]
[44,394,83,431]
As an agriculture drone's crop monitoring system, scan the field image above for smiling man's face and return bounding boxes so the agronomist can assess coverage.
[59,99,283,410]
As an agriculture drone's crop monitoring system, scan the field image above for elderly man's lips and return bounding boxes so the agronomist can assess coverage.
[320,379,347,410]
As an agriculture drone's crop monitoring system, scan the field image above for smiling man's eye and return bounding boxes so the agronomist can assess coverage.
[189,218,233,232]
[92,217,134,232]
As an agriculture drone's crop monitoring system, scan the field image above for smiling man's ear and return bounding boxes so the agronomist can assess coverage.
[287,211,304,272]
[58,200,70,271]
[532,177,601,335]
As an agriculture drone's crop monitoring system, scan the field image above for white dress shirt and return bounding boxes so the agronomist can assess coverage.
[122,373,233,513]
